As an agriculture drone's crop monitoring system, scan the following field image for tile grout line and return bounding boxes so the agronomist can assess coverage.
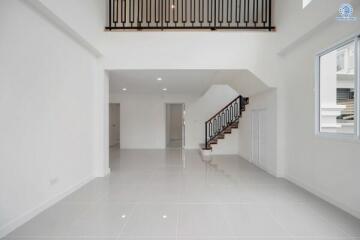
[264,204,294,239]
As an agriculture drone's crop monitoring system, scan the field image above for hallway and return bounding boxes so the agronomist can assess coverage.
[5,148,360,239]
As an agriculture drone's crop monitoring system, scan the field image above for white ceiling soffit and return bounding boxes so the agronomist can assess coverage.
[109,69,270,97]
[278,0,360,56]
[22,0,102,58]
[212,70,269,96]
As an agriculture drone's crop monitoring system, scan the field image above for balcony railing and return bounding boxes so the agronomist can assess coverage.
[106,0,275,31]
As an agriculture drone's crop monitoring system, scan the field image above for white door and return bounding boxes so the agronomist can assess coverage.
[251,109,267,170]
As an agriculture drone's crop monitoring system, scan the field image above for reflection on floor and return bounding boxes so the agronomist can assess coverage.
[5,148,360,239]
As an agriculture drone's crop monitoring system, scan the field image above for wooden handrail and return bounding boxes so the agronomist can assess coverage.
[206,95,247,124]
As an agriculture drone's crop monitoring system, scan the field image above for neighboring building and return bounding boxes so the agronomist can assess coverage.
[320,42,355,134]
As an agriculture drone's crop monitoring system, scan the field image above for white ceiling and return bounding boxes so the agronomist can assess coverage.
[109,70,219,96]
[109,69,270,96]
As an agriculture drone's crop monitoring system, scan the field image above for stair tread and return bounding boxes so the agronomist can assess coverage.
[202,95,248,153]
[206,121,240,147]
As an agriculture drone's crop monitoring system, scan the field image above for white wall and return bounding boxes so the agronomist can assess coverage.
[36,0,275,87]
[38,0,105,50]
[276,18,360,218]
[110,85,239,150]
[238,89,278,176]
[0,0,99,236]
[102,71,110,175]
[37,0,359,89]
[211,129,241,155]
[110,93,195,149]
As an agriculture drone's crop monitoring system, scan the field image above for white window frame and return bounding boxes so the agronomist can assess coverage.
[315,34,360,141]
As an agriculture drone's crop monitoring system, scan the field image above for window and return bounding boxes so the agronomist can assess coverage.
[316,35,359,138]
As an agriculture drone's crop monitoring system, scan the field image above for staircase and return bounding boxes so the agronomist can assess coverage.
[201,95,249,151]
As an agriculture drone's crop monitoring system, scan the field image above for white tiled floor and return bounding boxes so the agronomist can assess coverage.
[5,148,360,240]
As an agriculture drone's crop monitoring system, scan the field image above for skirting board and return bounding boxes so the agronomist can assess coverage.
[0,176,94,238]
[285,175,360,220]
[238,154,279,178]
[231,153,359,219]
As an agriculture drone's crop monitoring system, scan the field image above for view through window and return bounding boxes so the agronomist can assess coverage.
[318,40,357,135]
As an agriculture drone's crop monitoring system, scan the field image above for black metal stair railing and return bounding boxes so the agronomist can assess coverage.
[205,95,249,149]
[106,0,274,31]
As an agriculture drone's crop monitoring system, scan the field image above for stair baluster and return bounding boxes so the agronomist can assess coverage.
[204,95,249,150]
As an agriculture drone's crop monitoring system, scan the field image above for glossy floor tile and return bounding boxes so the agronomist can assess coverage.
[5,148,360,239]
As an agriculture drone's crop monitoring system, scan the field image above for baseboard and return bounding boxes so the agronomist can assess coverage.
[285,175,360,220]
[0,176,94,238]
[238,154,280,178]
[238,154,250,162]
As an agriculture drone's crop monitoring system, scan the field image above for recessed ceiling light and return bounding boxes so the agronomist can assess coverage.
[157,77,163,81]
[122,88,127,91]
[162,215,167,219]
[162,88,167,91]
[121,214,126,218]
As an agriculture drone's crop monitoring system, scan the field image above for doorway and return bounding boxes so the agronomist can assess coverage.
[165,103,185,149]
[109,103,120,148]
[251,109,267,171]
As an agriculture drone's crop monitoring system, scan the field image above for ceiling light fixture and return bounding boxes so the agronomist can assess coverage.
[122,88,127,91]
[157,77,163,81]
[162,88,167,91]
